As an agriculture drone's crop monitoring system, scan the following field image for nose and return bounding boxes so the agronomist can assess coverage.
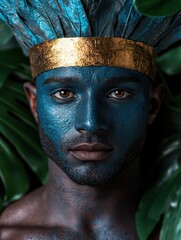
[75,94,108,134]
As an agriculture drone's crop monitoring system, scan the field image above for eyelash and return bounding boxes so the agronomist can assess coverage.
[52,89,77,101]
[107,89,132,100]
[51,88,132,101]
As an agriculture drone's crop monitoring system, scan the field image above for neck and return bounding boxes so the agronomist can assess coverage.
[43,159,142,228]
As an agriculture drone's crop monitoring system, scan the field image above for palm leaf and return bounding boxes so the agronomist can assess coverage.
[0,22,12,46]
[160,188,181,239]
[136,95,181,239]
[156,46,181,76]
[133,0,181,16]
[0,33,48,209]
[0,138,29,205]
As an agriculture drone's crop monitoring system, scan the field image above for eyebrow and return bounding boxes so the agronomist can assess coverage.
[44,76,141,86]
[44,77,80,85]
[105,77,141,85]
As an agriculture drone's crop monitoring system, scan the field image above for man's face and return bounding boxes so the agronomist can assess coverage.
[36,66,150,186]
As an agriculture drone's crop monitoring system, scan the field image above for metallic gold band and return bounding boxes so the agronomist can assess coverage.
[29,37,156,79]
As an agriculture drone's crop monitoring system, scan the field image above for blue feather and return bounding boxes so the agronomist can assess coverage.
[16,0,56,41]
[90,0,124,36]
[27,0,61,37]
[0,0,38,54]
[0,0,180,55]
[0,12,6,22]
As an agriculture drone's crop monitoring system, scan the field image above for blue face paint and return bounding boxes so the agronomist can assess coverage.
[36,66,150,186]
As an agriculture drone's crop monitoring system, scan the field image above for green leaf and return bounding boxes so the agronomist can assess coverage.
[5,80,26,96]
[156,47,181,76]
[14,68,32,82]
[136,95,181,239]
[0,23,13,46]
[136,133,181,240]
[0,102,41,153]
[0,102,48,184]
[173,200,181,239]
[133,0,181,16]
[163,105,181,134]
[0,138,29,203]
[160,188,181,240]
[136,168,181,240]
[0,75,48,188]
[0,66,11,88]
[0,121,48,185]
[0,48,30,88]
[136,187,160,240]
[0,27,46,209]
[0,85,37,130]
[0,48,28,69]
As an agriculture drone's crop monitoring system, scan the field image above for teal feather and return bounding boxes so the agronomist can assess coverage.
[0,0,180,55]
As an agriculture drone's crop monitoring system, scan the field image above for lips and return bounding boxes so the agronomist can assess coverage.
[69,143,113,161]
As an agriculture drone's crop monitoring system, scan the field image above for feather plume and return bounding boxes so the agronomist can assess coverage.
[0,0,180,55]
[0,0,38,54]
[27,0,62,37]
[89,0,124,36]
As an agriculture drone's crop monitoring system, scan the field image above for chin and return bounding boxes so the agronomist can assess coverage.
[56,160,126,187]
[39,126,146,187]
[64,172,118,187]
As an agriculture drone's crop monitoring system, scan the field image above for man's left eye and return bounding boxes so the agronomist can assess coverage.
[53,89,76,99]
[108,90,131,99]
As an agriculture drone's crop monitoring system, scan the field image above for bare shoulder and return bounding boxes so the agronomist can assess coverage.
[0,192,83,240]
[0,186,45,227]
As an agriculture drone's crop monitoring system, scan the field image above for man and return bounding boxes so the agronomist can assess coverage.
[0,1,180,239]
[1,66,162,240]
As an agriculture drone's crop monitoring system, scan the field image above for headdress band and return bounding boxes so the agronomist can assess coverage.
[29,37,156,79]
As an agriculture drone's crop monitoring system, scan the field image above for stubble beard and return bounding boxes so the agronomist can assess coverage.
[39,126,147,187]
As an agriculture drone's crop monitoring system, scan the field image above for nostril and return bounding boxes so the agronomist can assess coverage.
[77,129,87,134]
[77,128,106,134]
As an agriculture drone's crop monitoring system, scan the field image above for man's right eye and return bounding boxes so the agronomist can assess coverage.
[52,89,76,100]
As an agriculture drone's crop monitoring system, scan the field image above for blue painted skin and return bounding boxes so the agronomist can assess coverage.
[36,66,150,186]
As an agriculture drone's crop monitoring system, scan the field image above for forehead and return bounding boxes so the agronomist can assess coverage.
[36,66,150,85]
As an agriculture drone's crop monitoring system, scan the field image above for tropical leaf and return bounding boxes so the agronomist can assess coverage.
[0,48,28,70]
[160,188,181,240]
[164,106,181,134]
[0,84,48,183]
[0,138,29,205]
[136,168,181,240]
[136,95,181,239]
[156,46,181,76]
[133,0,181,16]
[0,66,11,88]
[0,45,48,209]
[0,22,13,46]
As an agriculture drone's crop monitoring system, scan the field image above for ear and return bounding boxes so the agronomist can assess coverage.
[148,84,164,125]
[23,82,38,123]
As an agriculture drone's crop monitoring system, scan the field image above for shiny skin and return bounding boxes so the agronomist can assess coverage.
[36,66,150,186]
[0,66,160,240]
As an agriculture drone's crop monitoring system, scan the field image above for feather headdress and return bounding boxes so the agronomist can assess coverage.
[0,0,180,78]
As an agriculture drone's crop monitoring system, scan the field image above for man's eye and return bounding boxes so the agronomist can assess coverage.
[108,90,131,99]
[53,89,76,99]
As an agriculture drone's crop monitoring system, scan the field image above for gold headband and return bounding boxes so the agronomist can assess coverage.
[29,37,156,79]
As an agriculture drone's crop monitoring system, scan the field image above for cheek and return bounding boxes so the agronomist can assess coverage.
[109,96,150,142]
[36,95,75,144]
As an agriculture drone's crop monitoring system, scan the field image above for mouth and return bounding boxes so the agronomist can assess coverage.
[69,143,113,161]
